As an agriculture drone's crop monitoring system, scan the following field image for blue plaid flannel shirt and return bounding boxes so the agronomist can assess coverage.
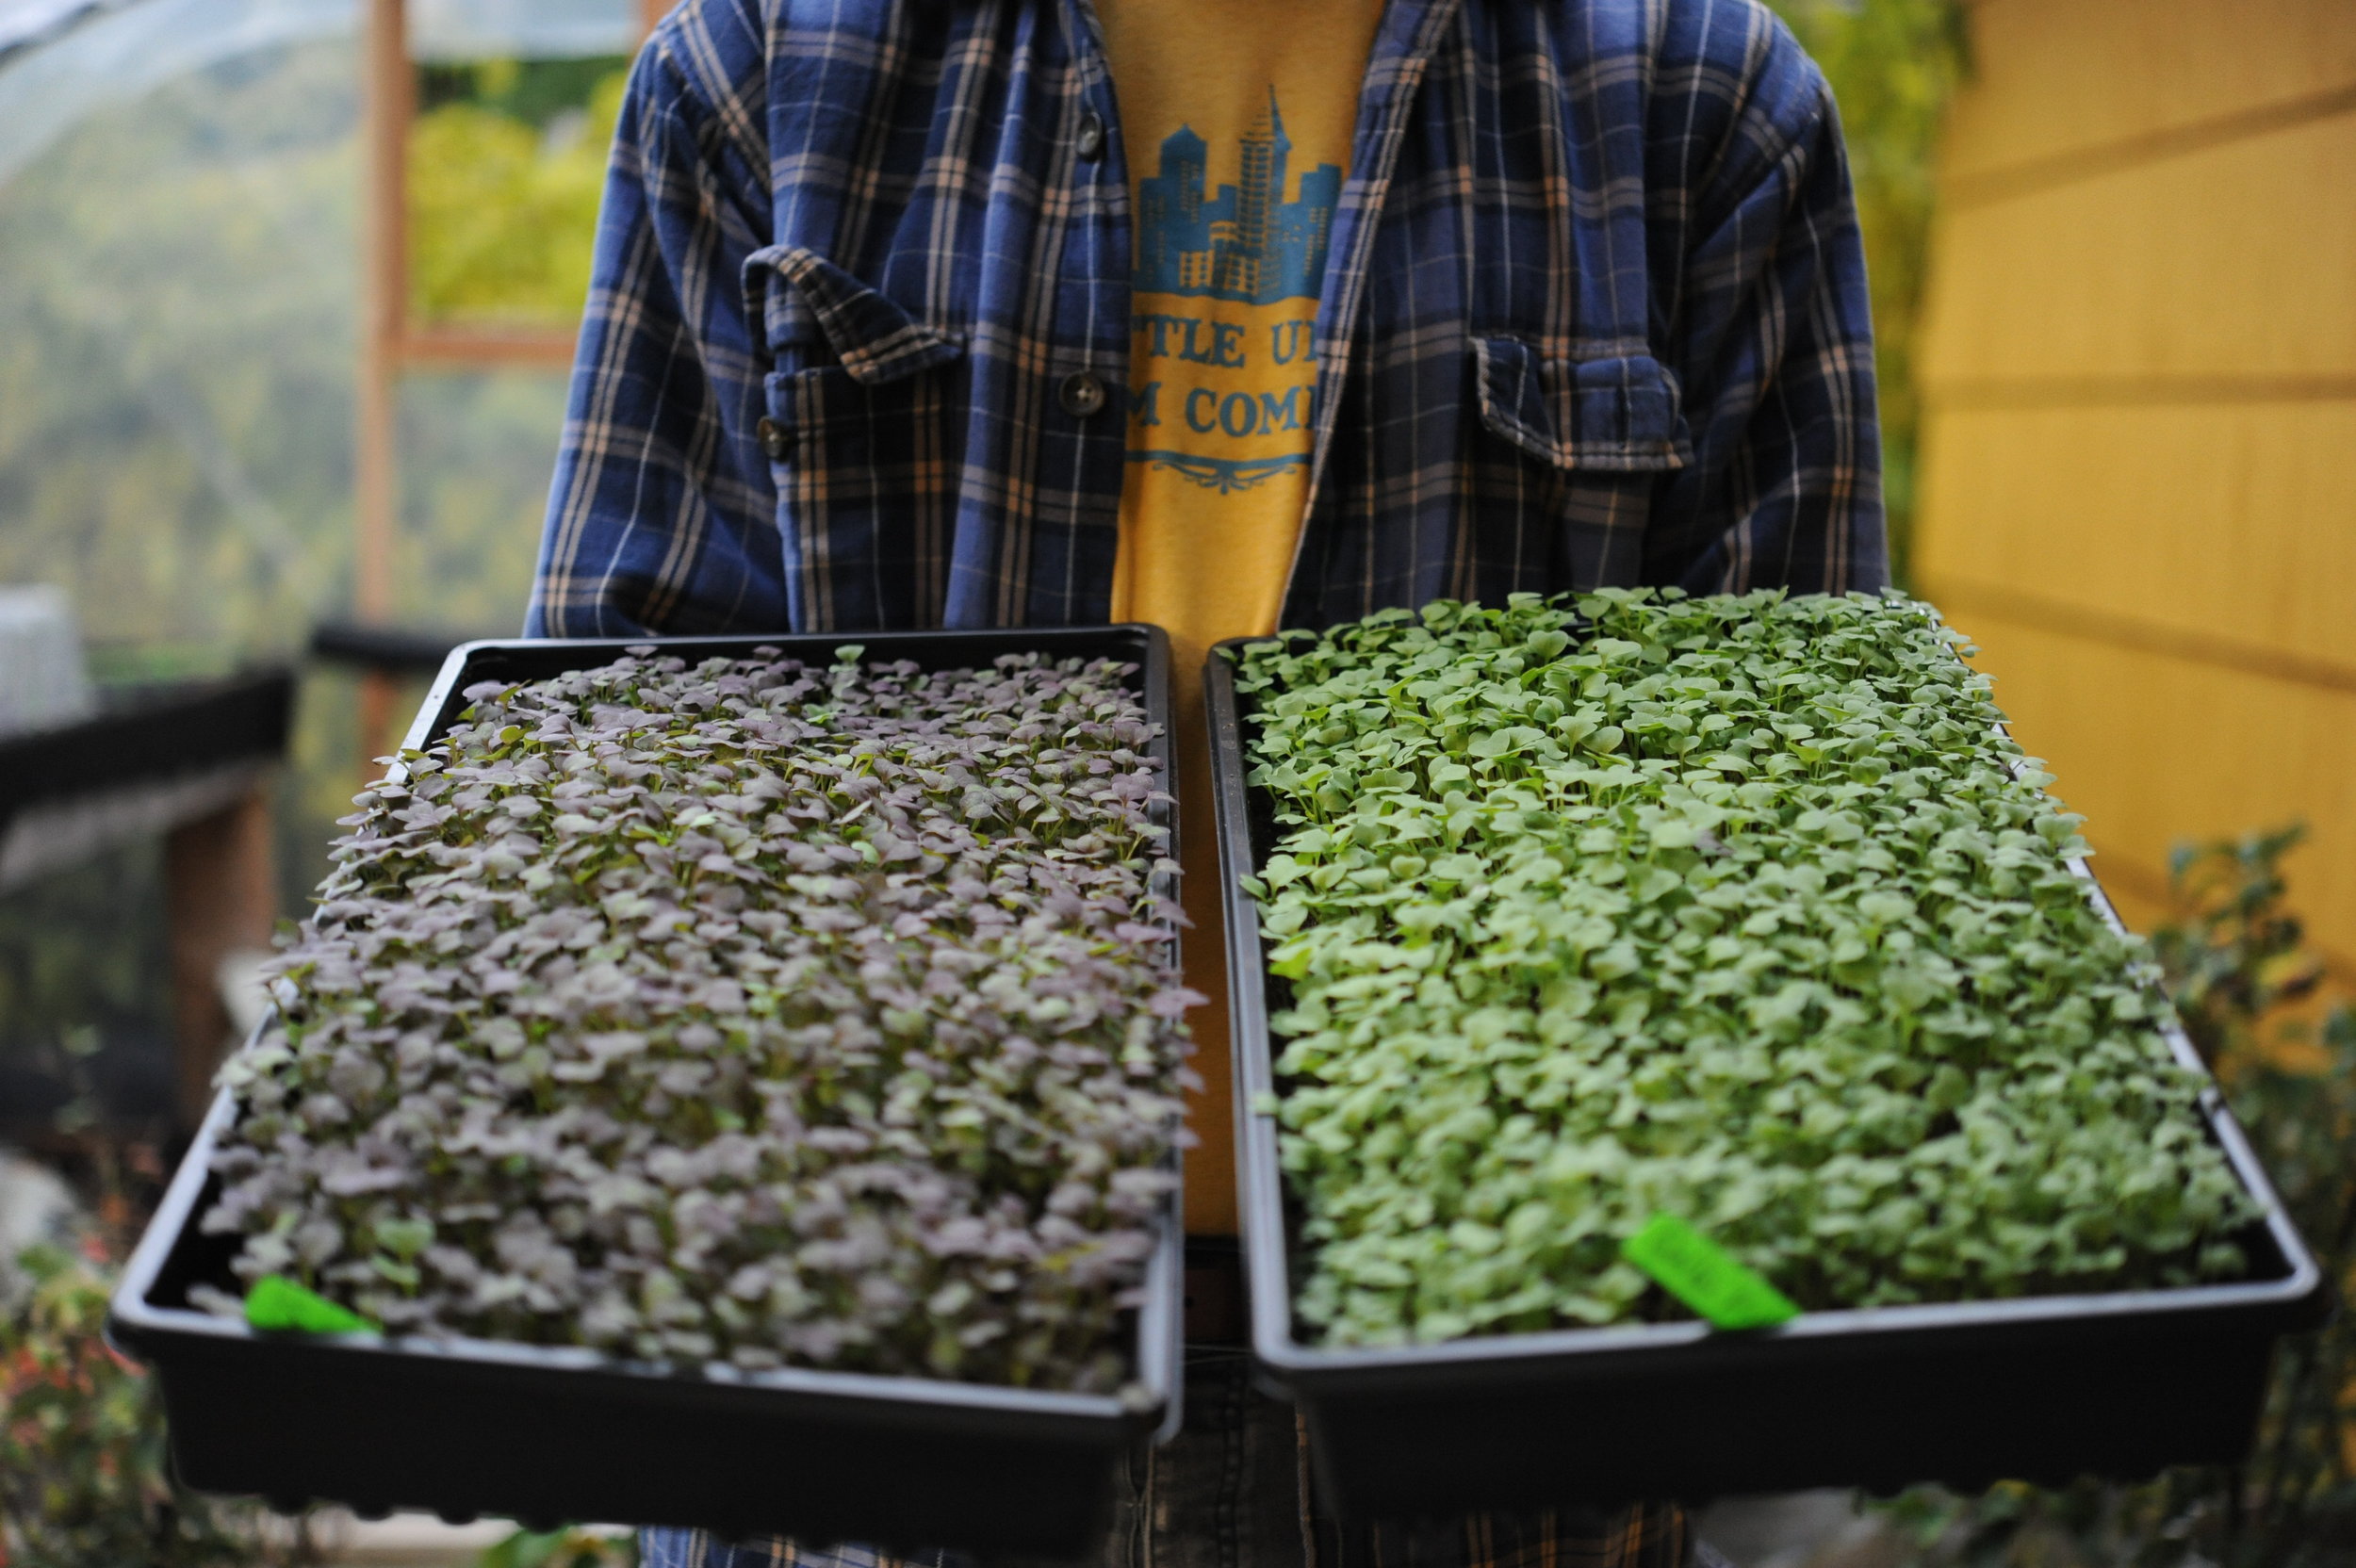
[528,0,1884,641]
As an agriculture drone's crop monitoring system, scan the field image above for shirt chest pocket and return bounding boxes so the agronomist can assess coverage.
[746,247,970,628]
[1470,336,1692,472]
[1463,337,1692,587]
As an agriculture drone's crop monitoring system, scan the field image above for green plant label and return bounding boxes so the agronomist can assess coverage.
[244,1275,378,1336]
[1621,1215,1799,1331]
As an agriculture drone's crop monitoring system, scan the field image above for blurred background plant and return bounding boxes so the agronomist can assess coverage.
[475,1527,637,1568]
[0,1021,317,1567]
[409,57,628,326]
[1878,826,2356,1568]
[0,1241,316,1567]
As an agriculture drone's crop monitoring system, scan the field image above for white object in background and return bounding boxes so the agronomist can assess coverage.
[0,1144,80,1309]
[278,1511,630,1566]
[0,582,94,738]
[215,946,278,1040]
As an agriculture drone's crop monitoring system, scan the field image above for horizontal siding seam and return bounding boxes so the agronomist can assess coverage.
[1921,575,2356,696]
[1923,376,2356,410]
[1944,77,2356,209]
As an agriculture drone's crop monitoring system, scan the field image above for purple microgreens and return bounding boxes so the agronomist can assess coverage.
[208,652,1192,1392]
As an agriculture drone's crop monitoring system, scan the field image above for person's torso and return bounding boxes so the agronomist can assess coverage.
[743,0,1715,637]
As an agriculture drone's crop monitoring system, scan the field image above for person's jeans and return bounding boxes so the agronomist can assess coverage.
[638,1348,1688,1568]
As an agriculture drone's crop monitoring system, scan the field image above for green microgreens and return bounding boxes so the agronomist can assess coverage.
[1233,590,2257,1348]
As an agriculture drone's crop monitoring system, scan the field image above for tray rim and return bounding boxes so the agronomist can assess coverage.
[112,625,1187,1445]
[1203,626,2327,1388]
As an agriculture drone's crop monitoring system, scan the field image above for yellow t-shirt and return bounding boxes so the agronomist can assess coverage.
[1100,0,1383,1234]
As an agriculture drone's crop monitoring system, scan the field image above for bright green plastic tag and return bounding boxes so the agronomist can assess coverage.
[1621,1214,1799,1331]
[244,1275,379,1336]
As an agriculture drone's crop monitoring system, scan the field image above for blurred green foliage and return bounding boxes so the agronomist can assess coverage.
[1766,0,1967,589]
[476,1526,639,1568]
[2151,826,2331,1075]
[418,57,629,131]
[0,1241,273,1565]
[408,58,630,328]
[1885,827,2356,1567]
[2,1123,324,1568]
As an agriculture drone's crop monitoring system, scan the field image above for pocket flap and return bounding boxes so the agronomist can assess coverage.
[1474,337,1689,471]
[745,247,964,387]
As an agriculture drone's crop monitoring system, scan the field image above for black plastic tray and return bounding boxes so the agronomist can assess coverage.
[111,628,1185,1560]
[0,666,293,836]
[1203,635,2326,1524]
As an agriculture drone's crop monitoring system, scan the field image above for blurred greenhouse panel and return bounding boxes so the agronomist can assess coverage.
[0,21,358,670]
[0,0,351,188]
[0,0,638,1129]
[393,369,570,629]
[0,0,635,674]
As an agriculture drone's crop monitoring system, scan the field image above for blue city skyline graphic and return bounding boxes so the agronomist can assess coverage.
[1136,88,1339,305]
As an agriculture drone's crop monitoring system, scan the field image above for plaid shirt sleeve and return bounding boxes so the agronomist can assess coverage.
[1642,19,1884,596]
[1270,0,1882,627]
[526,0,783,639]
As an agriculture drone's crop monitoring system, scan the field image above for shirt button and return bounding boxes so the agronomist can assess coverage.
[756,416,787,460]
[1075,111,1105,161]
[1060,371,1107,417]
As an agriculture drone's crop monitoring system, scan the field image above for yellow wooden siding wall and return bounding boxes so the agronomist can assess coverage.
[1915,0,2356,963]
